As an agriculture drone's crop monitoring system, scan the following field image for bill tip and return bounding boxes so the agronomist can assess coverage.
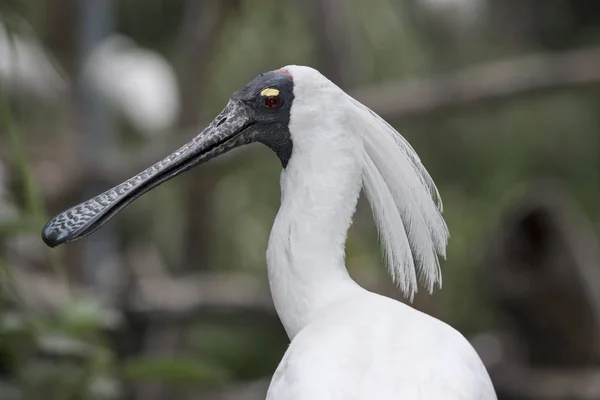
[41,224,64,248]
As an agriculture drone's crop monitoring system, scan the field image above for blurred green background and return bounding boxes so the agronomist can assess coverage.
[1,0,599,399]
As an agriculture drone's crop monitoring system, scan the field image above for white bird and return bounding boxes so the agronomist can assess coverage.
[42,66,497,399]
[84,34,180,136]
[0,19,66,101]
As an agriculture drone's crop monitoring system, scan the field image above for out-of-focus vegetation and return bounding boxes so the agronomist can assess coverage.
[1,0,599,399]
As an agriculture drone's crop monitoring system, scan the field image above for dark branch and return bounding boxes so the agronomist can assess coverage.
[351,46,600,119]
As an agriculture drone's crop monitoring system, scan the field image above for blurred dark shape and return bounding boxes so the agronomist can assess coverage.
[481,181,600,398]
[489,0,600,50]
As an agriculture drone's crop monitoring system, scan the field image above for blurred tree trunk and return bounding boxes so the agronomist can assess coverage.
[131,2,239,398]
[488,0,600,51]
[38,0,82,278]
[44,0,78,78]
[303,0,357,88]
[176,0,239,274]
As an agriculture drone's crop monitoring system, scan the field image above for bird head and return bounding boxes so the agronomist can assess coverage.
[42,67,301,247]
[42,65,448,300]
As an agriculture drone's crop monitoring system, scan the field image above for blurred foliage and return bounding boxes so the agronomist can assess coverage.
[0,0,599,398]
[1,38,119,396]
[0,299,122,400]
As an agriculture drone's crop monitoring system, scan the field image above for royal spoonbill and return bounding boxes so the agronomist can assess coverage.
[42,66,497,399]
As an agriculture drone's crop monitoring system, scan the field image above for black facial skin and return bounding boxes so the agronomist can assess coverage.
[41,71,295,248]
[232,71,294,167]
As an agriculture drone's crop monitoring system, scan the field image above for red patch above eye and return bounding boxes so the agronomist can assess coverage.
[265,95,280,110]
[275,69,293,79]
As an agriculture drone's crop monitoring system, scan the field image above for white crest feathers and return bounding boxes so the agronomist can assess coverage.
[348,97,449,300]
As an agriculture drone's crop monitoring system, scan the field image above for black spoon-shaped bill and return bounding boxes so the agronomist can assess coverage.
[42,100,254,247]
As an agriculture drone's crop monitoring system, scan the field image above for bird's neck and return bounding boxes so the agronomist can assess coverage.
[266,143,364,339]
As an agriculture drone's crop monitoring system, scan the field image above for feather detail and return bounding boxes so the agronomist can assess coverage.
[348,97,449,299]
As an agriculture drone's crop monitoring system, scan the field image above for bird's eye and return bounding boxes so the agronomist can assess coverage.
[265,95,280,110]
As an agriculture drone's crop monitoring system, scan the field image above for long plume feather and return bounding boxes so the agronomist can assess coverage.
[348,97,449,299]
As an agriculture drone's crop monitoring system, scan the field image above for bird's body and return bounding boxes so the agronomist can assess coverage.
[267,293,494,399]
[42,65,497,399]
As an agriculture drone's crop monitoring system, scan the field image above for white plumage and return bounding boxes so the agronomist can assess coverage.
[40,64,497,399]
[84,34,180,136]
[265,66,496,399]
[0,20,66,101]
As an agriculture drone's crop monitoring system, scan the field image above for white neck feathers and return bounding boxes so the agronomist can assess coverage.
[266,65,449,338]
[266,100,364,338]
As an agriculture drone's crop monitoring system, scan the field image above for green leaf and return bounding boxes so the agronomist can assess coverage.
[59,298,123,332]
[36,333,94,358]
